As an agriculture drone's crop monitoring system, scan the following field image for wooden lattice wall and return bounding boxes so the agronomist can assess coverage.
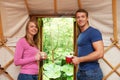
[101,0,120,79]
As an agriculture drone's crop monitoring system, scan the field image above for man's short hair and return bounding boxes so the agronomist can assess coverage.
[75,9,88,17]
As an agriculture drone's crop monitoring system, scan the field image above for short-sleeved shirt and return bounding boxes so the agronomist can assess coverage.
[77,26,102,70]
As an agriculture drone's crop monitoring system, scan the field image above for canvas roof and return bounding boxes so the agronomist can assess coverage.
[0,0,120,46]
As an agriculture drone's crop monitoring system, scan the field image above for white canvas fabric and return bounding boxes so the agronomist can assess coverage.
[0,0,119,46]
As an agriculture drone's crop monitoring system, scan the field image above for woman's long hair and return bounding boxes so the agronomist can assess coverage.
[25,20,39,47]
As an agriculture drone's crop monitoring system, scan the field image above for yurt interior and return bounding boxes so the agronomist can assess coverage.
[0,0,120,80]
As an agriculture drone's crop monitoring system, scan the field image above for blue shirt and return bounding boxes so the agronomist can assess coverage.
[77,26,102,70]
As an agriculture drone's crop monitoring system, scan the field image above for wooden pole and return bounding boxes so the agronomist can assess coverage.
[77,0,82,9]
[74,21,80,80]
[37,17,43,80]
[54,0,57,14]
[112,0,118,42]
[74,0,82,79]
[0,11,4,43]
[73,22,77,80]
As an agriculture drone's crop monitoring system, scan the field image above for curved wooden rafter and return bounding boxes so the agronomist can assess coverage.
[24,0,30,14]
[0,11,5,46]
[77,0,82,9]
[54,0,58,14]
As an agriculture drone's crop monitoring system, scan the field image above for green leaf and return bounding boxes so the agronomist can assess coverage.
[61,64,73,76]
[43,63,61,79]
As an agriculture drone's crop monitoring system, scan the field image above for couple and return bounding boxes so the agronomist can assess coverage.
[14,9,104,80]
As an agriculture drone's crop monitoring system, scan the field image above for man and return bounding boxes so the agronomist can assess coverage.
[72,9,104,80]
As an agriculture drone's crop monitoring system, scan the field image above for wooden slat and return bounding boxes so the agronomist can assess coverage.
[110,38,120,49]
[0,68,14,80]
[0,11,4,42]
[74,22,77,80]
[112,0,118,42]
[104,41,116,53]
[73,21,80,80]
[37,17,43,80]
[102,58,120,76]
[0,60,14,80]
[115,44,120,49]
[103,64,120,80]
[54,0,57,14]
[30,13,75,17]
[3,45,14,55]
[4,72,14,80]
[3,59,13,69]
[77,0,82,8]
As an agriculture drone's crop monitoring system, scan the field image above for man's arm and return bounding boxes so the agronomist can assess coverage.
[72,40,104,65]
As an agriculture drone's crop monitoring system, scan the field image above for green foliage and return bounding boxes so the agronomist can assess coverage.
[43,63,61,79]
[61,64,73,76]
[40,18,74,80]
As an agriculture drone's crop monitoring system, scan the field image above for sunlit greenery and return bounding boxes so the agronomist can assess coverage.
[39,18,74,80]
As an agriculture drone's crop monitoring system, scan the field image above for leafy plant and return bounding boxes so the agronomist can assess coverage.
[40,18,74,80]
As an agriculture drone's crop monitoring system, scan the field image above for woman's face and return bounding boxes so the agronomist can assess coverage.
[27,22,38,36]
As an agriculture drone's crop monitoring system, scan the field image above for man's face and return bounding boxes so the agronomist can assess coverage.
[76,12,88,28]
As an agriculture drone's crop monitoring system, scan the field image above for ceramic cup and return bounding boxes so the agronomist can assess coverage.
[40,52,46,60]
[66,55,73,64]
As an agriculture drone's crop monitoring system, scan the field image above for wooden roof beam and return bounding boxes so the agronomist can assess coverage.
[0,11,4,42]
[30,13,75,18]
[112,0,118,42]
[77,0,82,9]
[24,0,30,14]
[54,0,58,14]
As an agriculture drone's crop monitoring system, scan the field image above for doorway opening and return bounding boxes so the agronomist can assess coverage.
[40,18,74,80]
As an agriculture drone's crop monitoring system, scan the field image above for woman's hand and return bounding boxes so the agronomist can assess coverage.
[40,52,47,60]
[35,52,41,61]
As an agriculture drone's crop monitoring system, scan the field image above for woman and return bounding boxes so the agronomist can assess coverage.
[14,20,47,80]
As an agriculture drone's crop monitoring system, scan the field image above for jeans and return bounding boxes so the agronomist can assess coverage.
[77,67,103,80]
[18,73,38,80]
